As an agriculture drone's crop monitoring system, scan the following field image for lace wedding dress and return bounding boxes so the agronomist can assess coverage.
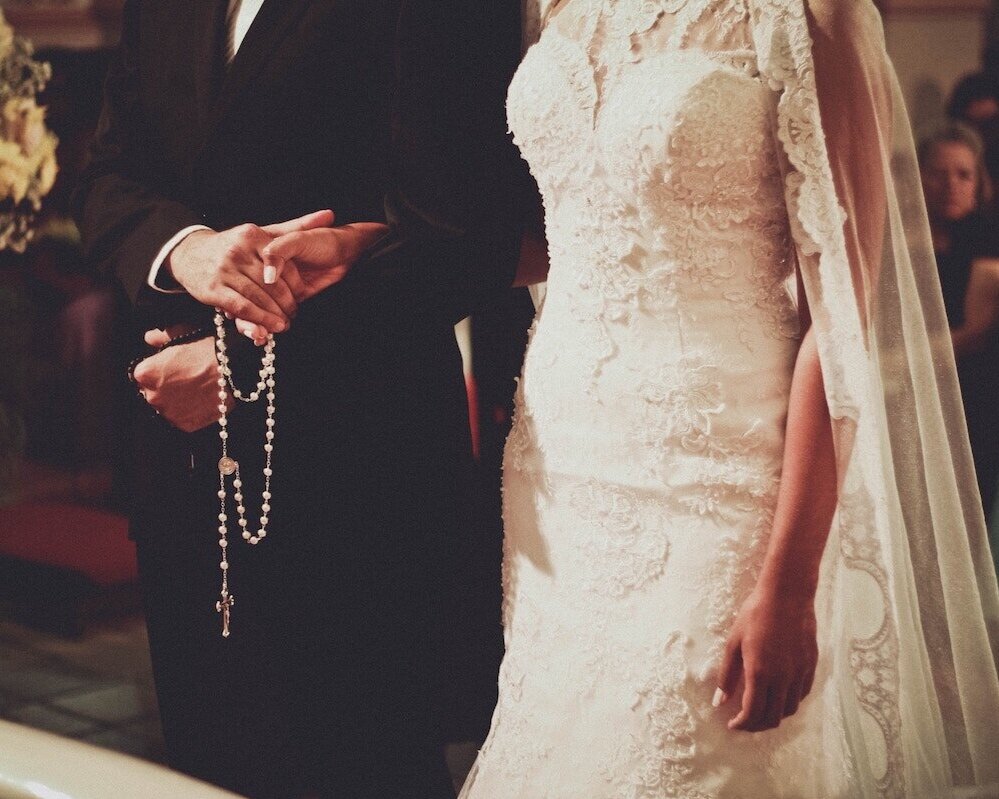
[460,0,999,797]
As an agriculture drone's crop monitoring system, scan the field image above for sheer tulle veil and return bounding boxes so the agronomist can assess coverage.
[517,0,999,795]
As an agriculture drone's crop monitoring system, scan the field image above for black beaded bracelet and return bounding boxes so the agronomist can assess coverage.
[126,325,215,385]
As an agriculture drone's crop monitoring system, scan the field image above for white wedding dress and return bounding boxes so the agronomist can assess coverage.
[462,1,843,797]
[460,0,999,797]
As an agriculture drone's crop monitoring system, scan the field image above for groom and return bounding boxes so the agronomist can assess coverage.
[73,1,528,797]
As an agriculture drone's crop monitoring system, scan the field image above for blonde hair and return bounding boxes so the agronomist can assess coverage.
[917,119,994,207]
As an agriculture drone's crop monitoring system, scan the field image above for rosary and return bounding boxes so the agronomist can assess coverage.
[212,310,277,638]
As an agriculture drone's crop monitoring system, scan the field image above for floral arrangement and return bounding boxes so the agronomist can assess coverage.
[0,8,56,253]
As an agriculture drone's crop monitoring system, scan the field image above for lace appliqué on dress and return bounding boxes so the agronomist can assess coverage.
[602,633,715,799]
[568,480,670,598]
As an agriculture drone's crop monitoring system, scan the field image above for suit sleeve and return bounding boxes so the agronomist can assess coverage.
[72,0,207,325]
[316,0,536,336]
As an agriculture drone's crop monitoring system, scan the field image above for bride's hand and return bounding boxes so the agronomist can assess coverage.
[714,588,818,733]
[263,222,388,297]
[236,222,389,343]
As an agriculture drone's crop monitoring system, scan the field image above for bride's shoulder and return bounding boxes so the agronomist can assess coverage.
[802,0,884,43]
[801,0,889,92]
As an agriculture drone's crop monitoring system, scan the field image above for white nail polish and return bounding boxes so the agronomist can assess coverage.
[712,688,727,708]
[263,265,277,285]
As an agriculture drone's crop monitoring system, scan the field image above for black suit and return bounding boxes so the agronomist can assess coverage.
[73,2,528,797]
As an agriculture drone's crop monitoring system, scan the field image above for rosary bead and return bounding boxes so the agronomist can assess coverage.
[212,310,278,638]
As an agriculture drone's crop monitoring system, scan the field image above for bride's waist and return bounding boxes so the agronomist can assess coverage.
[508,374,789,490]
[529,294,799,360]
[542,256,792,312]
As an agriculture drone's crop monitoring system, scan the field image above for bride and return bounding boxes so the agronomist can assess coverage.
[453,0,999,796]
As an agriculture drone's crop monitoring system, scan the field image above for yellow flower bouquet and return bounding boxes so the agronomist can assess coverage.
[0,9,56,252]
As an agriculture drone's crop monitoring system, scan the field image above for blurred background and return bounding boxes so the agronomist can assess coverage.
[0,0,996,782]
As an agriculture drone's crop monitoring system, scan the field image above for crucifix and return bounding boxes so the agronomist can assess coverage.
[216,592,235,638]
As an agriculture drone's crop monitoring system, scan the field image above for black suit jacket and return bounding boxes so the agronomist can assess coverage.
[76,0,527,331]
[74,0,530,533]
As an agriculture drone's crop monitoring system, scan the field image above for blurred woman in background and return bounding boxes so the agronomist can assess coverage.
[920,121,999,526]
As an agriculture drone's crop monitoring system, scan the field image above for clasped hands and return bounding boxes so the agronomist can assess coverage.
[134,210,387,431]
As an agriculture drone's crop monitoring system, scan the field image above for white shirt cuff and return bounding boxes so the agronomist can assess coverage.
[147,224,213,293]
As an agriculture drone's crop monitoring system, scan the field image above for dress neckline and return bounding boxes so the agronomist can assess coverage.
[537,0,757,132]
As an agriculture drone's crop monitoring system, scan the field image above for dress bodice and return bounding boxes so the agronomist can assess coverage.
[508,0,799,379]
[504,0,800,485]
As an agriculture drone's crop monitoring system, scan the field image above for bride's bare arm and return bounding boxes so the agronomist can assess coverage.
[513,230,551,287]
[717,317,836,732]
[716,0,890,732]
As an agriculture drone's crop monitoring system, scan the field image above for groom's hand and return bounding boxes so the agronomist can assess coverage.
[165,210,336,333]
[134,326,231,433]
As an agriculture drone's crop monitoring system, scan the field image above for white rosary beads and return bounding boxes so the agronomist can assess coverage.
[212,310,277,638]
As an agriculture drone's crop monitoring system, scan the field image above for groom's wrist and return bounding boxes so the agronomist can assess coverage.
[148,225,213,293]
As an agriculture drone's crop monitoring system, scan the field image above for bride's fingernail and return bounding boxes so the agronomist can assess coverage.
[243,329,255,340]
[712,688,727,708]
[263,265,277,285]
